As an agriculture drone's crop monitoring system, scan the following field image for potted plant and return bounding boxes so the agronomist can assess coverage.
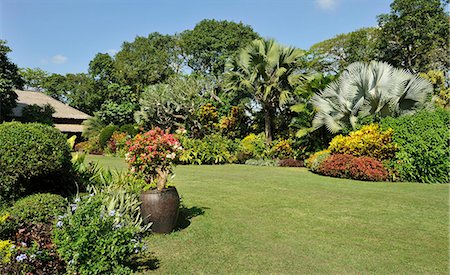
[126,128,183,233]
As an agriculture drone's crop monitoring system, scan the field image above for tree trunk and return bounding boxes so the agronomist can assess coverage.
[264,107,273,144]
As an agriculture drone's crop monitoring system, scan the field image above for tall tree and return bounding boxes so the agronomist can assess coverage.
[180,19,259,77]
[0,40,23,121]
[20,67,49,92]
[310,27,380,74]
[114,32,176,92]
[224,39,306,143]
[377,0,449,73]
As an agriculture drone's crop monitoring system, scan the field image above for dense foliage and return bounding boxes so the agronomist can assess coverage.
[0,193,67,274]
[21,103,55,125]
[328,124,398,160]
[0,40,23,121]
[381,109,450,183]
[0,122,73,205]
[318,154,389,182]
[53,195,143,275]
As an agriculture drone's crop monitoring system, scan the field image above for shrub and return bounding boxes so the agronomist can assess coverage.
[126,128,182,190]
[53,195,143,275]
[278,159,304,167]
[305,150,331,173]
[99,125,118,148]
[245,159,278,167]
[178,134,239,165]
[107,131,129,156]
[269,139,295,159]
[318,154,388,181]
[0,193,67,239]
[381,109,450,183]
[239,133,267,160]
[1,223,66,274]
[119,124,138,136]
[328,124,398,160]
[0,122,73,205]
[21,104,55,125]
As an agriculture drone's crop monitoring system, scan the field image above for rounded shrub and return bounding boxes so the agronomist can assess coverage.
[0,193,67,239]
[0,122,73,204]
[99,125,118,148]
[381,109,450,183]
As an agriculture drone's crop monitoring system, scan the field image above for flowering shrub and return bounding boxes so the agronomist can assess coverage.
[53,195,144,275]
[1,223,66,274]
[328,124,398,160]
[305,150,331,172]
[318,154,389,182]
[126,128,182,190]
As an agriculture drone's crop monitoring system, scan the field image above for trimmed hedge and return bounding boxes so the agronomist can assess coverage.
[0,122,73,205]
[381,109,450,183]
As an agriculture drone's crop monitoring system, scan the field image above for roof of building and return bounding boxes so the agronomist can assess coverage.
[12,90,91,120]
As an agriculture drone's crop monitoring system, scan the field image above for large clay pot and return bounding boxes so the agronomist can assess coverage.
[140,187,180,233]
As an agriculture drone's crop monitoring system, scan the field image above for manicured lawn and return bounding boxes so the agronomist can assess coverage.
[85,155,449,274]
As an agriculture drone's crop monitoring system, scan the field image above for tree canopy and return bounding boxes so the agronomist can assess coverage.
[377,0,449,73]
[0,40,23,121]
[180,19,260,77]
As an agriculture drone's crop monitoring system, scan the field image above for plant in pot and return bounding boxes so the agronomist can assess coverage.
[126,128,183,233]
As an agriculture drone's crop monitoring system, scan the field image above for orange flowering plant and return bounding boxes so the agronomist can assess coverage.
[126,128,183,190]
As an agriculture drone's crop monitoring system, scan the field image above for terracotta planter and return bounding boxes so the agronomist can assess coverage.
[140,187,180,233]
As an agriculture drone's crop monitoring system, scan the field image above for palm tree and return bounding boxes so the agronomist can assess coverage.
[312,61,432,133]
[224,39,305,143]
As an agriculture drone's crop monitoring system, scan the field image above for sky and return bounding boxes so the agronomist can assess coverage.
[1,0,392,75]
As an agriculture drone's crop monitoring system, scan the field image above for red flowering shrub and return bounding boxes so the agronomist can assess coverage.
[126,128,182,190]
[318,154,388,182]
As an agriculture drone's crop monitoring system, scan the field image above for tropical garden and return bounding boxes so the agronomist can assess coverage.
[0,0,449,273]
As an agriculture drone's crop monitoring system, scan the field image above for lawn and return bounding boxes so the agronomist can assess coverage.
[85,155,449,274]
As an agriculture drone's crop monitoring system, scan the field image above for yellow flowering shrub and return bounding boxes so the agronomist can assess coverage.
[328,124,398,160]
[0,239,13,264]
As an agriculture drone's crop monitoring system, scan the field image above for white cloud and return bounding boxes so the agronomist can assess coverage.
[107,49,118,56]
[315,0,337,10]
[51,54,68,64]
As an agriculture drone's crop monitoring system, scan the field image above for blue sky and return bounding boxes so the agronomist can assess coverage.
[1,0,392,75]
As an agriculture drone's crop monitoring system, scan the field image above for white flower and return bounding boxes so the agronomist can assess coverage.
[166,152,176,159]
[16,254,27,262]
[56,221,64,228]
[109,210,116,216]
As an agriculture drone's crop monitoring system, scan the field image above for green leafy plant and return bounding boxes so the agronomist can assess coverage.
[53,195,144,275]
[21,103,55,125]
[381,109,450,183]
[245,159,278,167]
[99,125,118,149]
[0,122,73,205]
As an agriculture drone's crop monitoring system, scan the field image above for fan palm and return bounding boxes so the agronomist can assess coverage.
[224,39,306,143]
[312,61,432,133]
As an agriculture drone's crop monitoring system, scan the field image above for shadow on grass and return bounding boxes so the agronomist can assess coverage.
[128,251,160,272]
[175,205,208,231]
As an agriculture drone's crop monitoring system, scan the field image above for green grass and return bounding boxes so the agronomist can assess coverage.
[85,155,449,274]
